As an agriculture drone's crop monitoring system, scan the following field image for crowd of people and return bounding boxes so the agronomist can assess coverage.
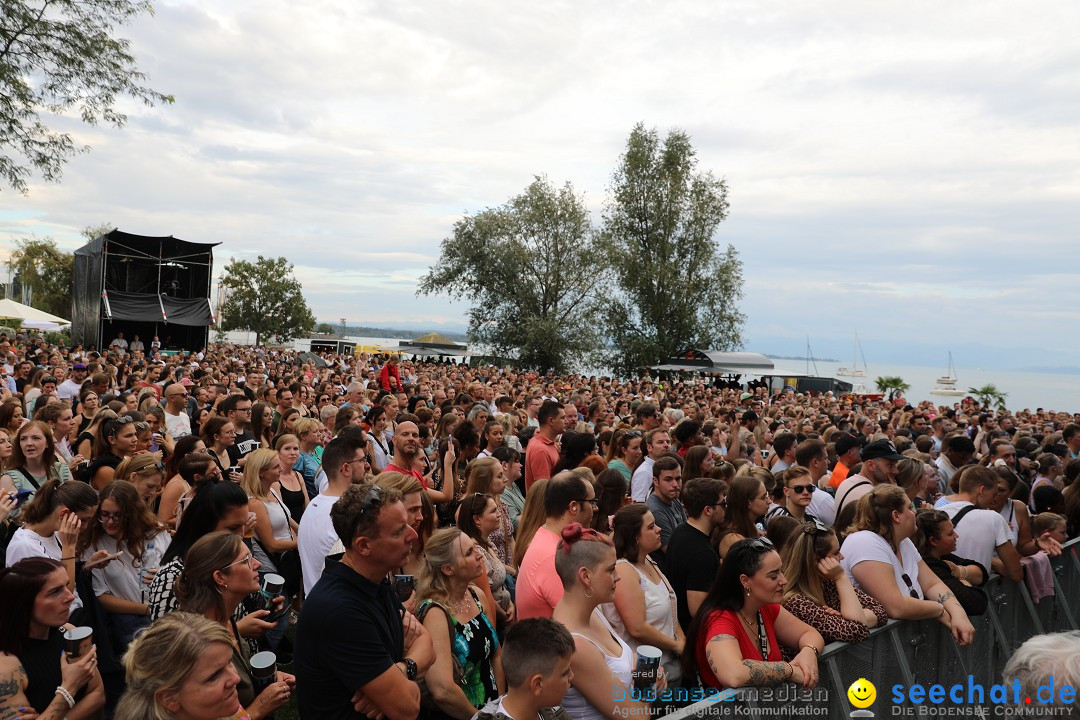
[1,332,1080,719]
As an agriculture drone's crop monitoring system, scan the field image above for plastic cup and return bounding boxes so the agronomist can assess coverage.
[249,651,277,694]
[633,645,662,689]
[244,511,257,539]
[63,626,93,660]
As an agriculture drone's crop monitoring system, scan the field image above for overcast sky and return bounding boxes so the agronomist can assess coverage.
[3,0,1080,370]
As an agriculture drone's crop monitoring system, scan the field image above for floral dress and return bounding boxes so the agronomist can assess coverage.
[418,587,500,716]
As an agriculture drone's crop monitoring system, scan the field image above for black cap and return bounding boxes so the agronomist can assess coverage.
[835,432,866,455]
[862,439,903,462]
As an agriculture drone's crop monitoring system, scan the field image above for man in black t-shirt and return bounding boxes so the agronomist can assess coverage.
[664,477,727,631]
[295,482,435,719]
[219,394,259,465]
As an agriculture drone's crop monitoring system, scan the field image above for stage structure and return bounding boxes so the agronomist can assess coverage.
[72,230,219,351]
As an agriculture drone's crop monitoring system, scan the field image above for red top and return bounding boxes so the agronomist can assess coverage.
[385,463,427,489]
[379,364,401,393]
[695,604,782,689]
[524,433,559,491]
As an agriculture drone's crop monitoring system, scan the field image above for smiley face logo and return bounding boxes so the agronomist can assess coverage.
[847,678,876,709]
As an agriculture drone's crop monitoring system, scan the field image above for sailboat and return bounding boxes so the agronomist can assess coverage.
[931,353,965,396]
[837,332,868,378]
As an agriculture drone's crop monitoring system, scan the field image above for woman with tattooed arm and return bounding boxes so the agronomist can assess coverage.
[683,537,824,690]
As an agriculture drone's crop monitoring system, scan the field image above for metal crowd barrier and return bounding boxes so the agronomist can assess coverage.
[665,538,1080,718]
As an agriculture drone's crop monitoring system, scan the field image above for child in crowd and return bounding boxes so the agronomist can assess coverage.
[1031,513,1068,546]
[473,617,575,720]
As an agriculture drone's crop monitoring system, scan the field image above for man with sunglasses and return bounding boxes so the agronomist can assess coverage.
[665,477,727,629]
[764,466,819,527]
[162,383,192,440]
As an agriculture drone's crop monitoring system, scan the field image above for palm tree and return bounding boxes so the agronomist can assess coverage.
[967,384,1008,411]
[874,376,910,400]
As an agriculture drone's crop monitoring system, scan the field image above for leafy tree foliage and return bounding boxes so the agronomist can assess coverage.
[600,123,745,376]
[875,376,910,400]
[315,322,335,335]
[0,0,172,194]
[219,256,315,345]
[968,384,1009,412]
[5,237,74,318]
[418,176,605,373]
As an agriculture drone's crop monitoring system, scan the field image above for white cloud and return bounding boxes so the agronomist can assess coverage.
[3,0,1080,367]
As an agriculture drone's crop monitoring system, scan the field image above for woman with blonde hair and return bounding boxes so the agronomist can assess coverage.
[415,527,504,719]
[116,611,247,720]
[114,454,167,507]
[840,485,975,643]
[176,532,294,720]
[240,449,299,609]
[780,521,886,645]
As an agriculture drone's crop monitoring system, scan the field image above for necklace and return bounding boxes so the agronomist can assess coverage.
[450,590,472,616]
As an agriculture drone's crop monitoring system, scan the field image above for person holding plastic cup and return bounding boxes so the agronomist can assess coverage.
[552,523,662,720]
[176,532,294,720]
[0,557,105,719]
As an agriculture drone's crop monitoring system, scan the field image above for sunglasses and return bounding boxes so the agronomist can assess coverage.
[748,537,775,553]
[901,573,920,599]
[789,484,816,495]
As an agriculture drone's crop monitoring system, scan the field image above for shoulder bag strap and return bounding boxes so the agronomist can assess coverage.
[836,480,871,511]
[951,504,977,529]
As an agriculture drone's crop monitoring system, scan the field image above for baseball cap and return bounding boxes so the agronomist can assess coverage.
[835,432,866,455]
[73,362,87,370]
[862,439,903,462]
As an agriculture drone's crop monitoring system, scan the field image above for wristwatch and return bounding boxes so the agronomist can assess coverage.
[402,658,418,680]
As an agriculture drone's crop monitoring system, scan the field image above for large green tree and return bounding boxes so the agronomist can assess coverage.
[600,123,745,376]
[418,176,605,373]
[5,237,74,318]
[218,256,315,345]
[0,0,172,194]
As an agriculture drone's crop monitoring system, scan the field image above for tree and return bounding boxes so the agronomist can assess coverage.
[968,384,1009,412]
[315,323,335,335]
[600,123,745,376]
[418,176,605,373]
[5,237,74,318]
[218,256,315,345]
[1,0,173,194]
[875,376,910,400]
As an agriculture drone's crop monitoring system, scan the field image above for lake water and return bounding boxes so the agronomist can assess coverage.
[347,336,1080,413]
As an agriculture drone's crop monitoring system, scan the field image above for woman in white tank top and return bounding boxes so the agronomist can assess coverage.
[602,506,684,686]
[552,523,657,720]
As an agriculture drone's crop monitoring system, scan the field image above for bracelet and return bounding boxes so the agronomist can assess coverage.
[937,604,946,619]
[800,645,820,656]
[961,566,969,581]
[60,556,75,561]
[783,662,793,680]
[55,686,75,709]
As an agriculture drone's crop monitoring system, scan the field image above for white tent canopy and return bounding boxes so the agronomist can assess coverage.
[0,299,70,330]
